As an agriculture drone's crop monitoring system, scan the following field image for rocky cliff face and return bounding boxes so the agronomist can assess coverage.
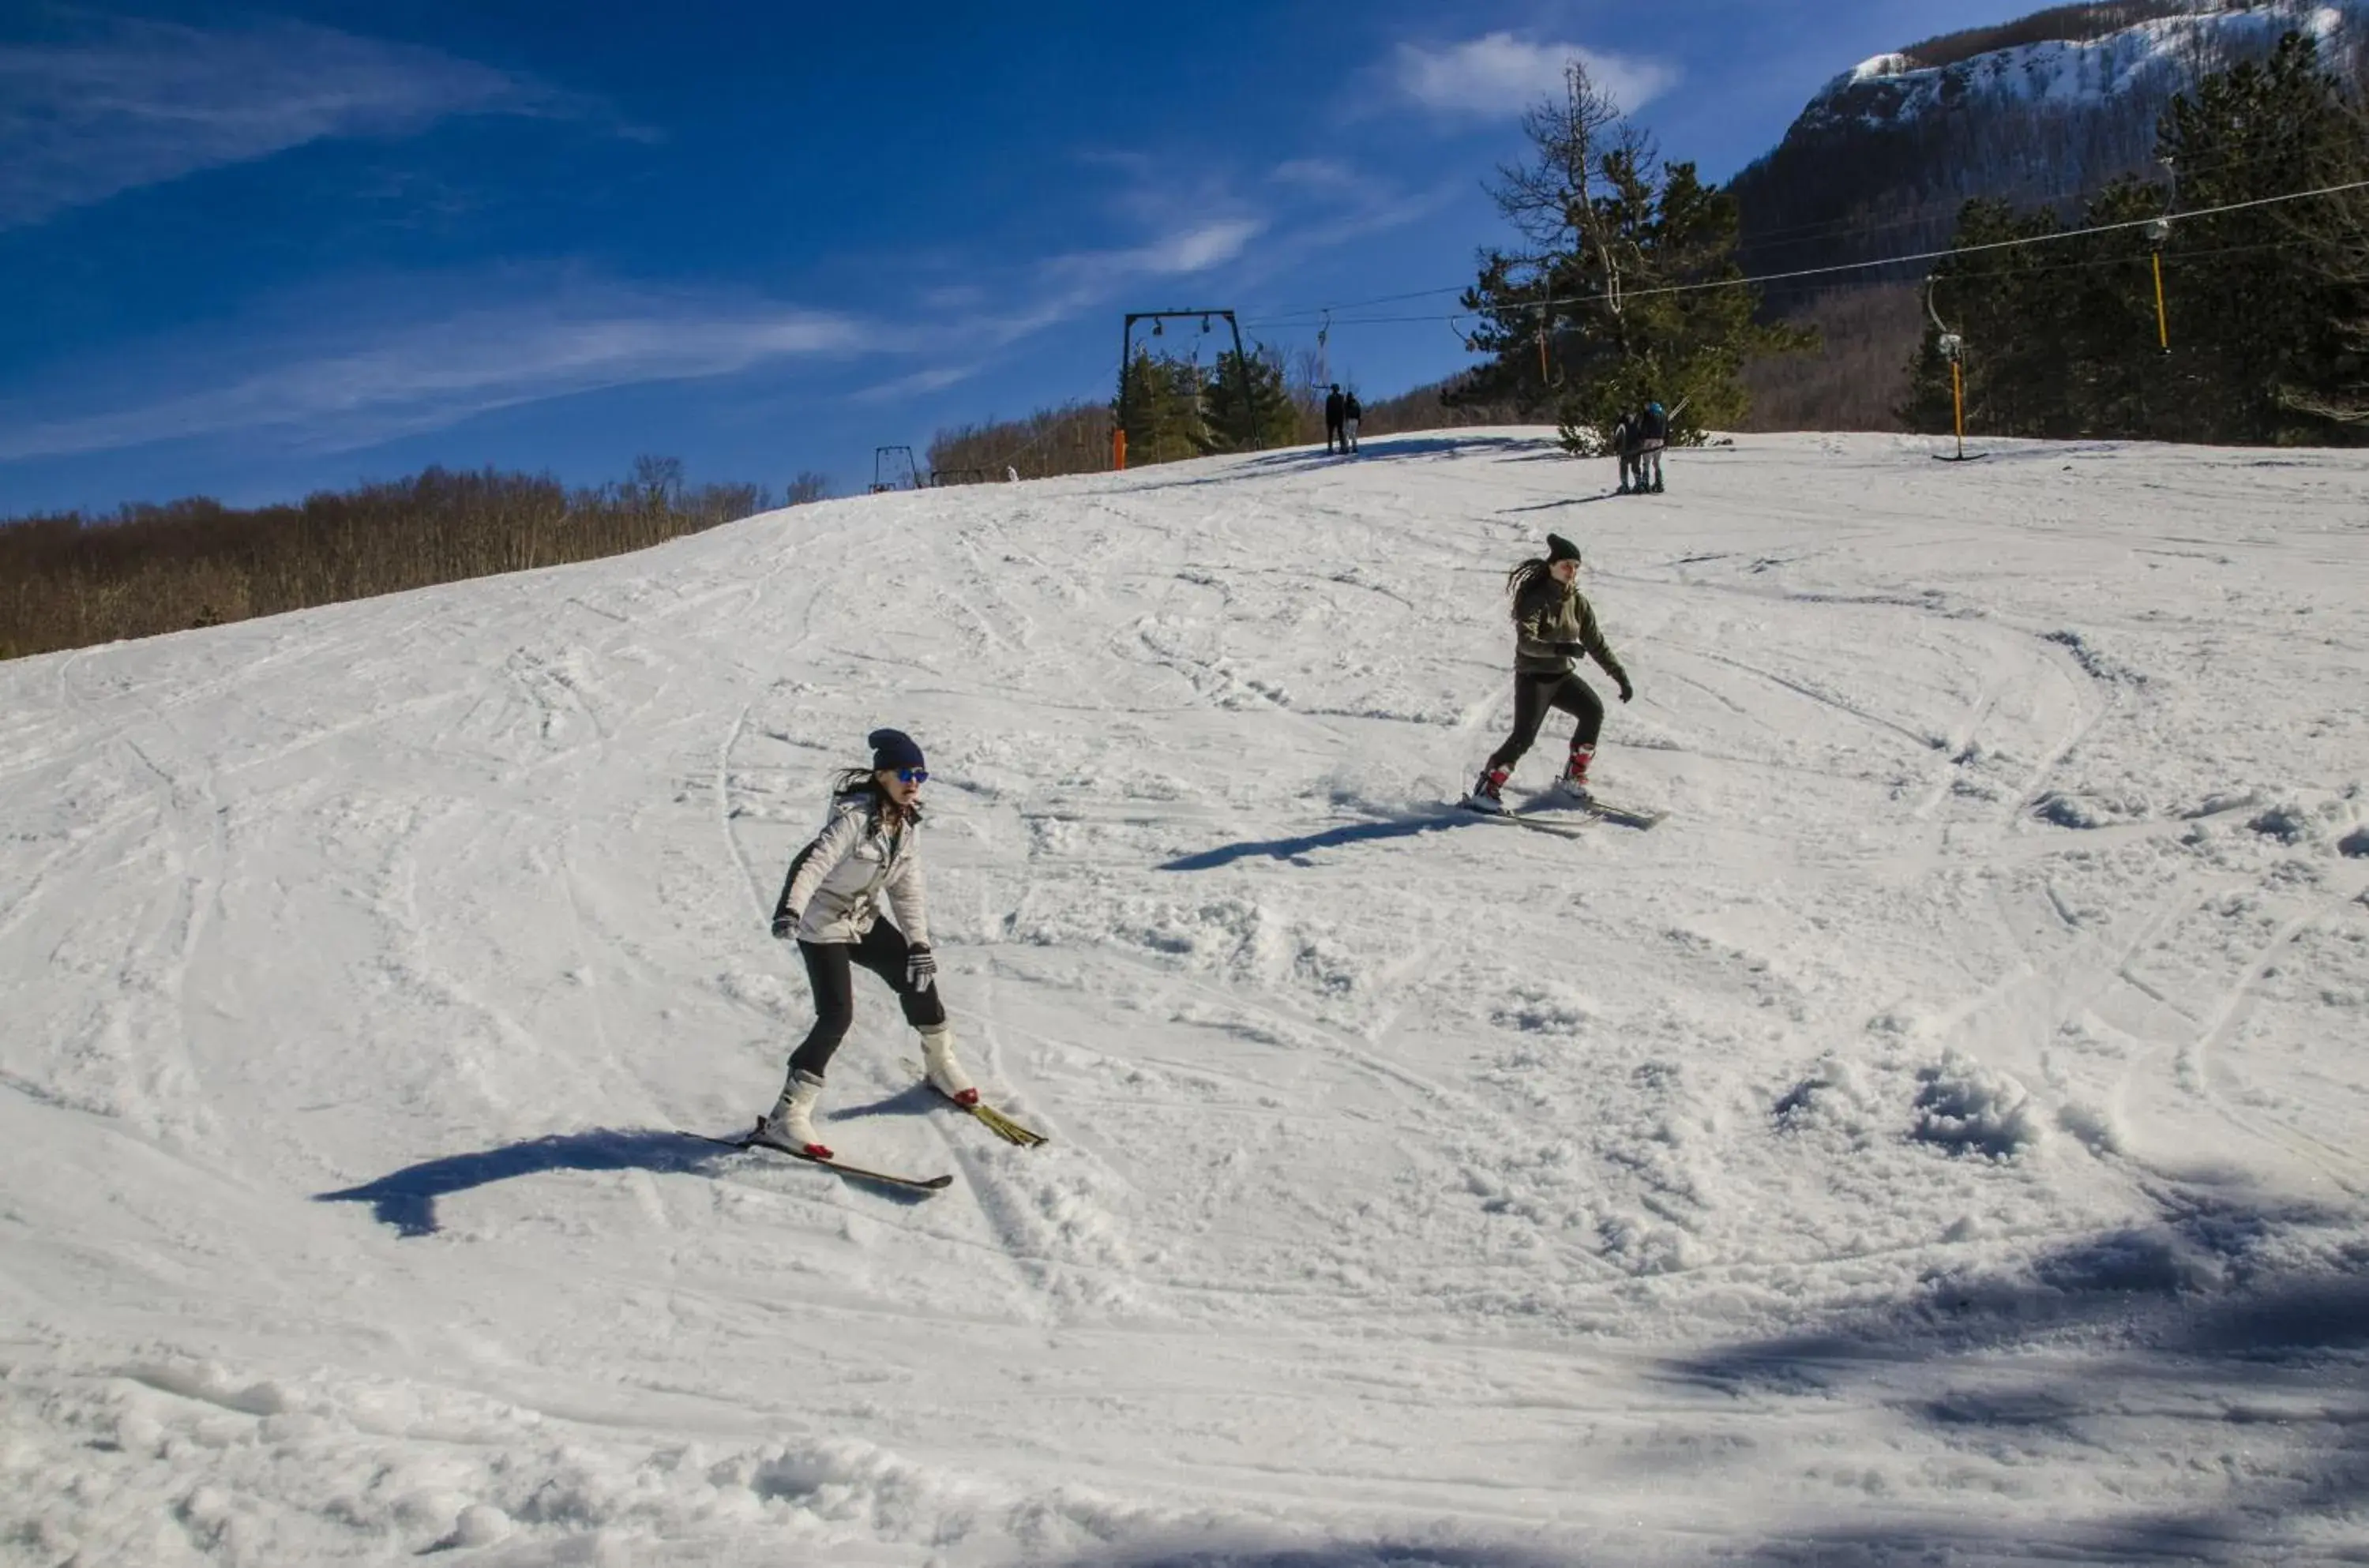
[1730,1,2366,294]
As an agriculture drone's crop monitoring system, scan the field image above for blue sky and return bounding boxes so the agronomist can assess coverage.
[0,1,2035,512]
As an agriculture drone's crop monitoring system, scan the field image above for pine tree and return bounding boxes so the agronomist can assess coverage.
[1906,30,2369,447]
[1115,351,1207,466]
[2160,31,2368,441]
[1198,345,1299,453]
[1451,61,1808,449]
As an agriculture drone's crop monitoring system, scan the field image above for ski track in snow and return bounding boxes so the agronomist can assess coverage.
[3,431,2368,1566]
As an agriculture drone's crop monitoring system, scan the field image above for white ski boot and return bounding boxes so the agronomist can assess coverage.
[920,1025,978,1107]
[1553,744,1596,802]
[1465,765,1511,814]
[757,1069,831,1159]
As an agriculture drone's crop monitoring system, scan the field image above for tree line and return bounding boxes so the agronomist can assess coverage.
[1905,30,2369,443]
[0,460,785,660]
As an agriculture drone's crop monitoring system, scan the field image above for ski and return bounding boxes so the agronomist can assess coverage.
[1454,800,1594,838]
[707,1124,954,1195]
[926,1082,1049,1147]
[1522,795,1665,831]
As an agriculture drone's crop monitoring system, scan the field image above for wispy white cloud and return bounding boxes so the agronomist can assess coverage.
[1388,32,1677,118]
[1113,217,1267,278]
[0,283,873,460]
[963,216,1269,343]
[1268,158,1367,195]
[851,364,985,404]
[0,20,590,228]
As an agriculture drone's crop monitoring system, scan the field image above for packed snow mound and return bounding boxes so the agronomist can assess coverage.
[5,430,2369,1564]
[1913,1050,2045,1159]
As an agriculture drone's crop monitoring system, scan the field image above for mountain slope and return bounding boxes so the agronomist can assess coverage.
[1733,0,2369,288]
[4,433,2368,1565]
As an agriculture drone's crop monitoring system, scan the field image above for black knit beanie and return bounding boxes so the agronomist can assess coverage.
[1545,534,1582,565]
[868,728,925,772]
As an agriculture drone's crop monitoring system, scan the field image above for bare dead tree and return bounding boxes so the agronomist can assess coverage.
[1486,61,1657,281]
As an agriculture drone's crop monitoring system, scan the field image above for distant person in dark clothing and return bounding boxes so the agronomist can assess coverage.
[1612,410,1637,494]
[1324,384,1346,454]
[1342,392,1362,453]
[1635,400,1669,493]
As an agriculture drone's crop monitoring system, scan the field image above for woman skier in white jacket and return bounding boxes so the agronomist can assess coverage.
[757,727,974,1158]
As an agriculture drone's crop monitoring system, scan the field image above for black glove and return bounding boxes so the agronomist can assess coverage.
[1617,677,1635,703]
[906,943,937,993]
[772,909,802,940]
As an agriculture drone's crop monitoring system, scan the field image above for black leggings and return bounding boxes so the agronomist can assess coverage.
[1485,671,1604,773]
[790,921,946,1079]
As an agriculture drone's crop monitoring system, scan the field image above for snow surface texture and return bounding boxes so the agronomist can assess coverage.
[4,430,2368,1566]
[1816,2,2366,133]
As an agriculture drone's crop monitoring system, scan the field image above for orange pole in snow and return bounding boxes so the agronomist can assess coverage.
[1113,427,1127,471]
[2153,251,2171,351]
[1951,358,1966,461]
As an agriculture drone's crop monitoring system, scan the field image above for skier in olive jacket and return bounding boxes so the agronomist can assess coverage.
[757,727,974,1159]
[1466,534,1634,812]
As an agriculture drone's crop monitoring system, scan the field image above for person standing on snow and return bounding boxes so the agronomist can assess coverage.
[1467,534,1634,813]
[1635,400,1669,493]
[1342,391,1363,453]
[1612,408,1638,495]
[1324,384,1347,454]
[757,728,974,1158]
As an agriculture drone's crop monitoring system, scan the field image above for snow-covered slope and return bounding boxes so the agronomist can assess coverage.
[4,431,2368,1566]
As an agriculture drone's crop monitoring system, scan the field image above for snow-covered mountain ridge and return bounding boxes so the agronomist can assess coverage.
[1732,0,2368,283]
[1804,1,2362,134]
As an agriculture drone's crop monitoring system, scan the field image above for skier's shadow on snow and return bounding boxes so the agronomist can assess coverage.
[1045,1547,1582,1567]
[1113,433,1546,493]
[317,1130,743,1237]
[1158,816,1468,872]
[1500,491,1624,512]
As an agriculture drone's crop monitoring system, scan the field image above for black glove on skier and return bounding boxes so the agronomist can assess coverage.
[772,909,802,940]
[1617,677,1635,703]
[906,943,937,993]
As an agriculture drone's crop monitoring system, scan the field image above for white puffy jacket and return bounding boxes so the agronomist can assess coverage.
[772,792,929,946]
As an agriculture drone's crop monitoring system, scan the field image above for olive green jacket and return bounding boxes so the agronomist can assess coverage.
[1513,576,1628,684]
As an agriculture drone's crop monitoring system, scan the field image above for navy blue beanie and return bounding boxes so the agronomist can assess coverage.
[868,727,925,773]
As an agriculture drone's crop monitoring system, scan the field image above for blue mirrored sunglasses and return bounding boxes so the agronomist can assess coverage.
[895,767,929,784]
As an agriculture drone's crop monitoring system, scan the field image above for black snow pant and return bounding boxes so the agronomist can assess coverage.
[789,920,946,1080]
[1485,670,1604,774]
[1326,419,1346,453]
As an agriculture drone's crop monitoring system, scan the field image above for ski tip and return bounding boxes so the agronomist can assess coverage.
[785,1150,955,1194]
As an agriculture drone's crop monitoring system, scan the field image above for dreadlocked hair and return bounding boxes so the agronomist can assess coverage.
[1505,557,1558,613]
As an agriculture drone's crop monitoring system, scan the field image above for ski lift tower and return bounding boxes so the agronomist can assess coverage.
[1924,279,1984,463]
[1113,309,1247,470]
[870,445,923,493]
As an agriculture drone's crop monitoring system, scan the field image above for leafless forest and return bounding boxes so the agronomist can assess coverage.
[0,463,772,659]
